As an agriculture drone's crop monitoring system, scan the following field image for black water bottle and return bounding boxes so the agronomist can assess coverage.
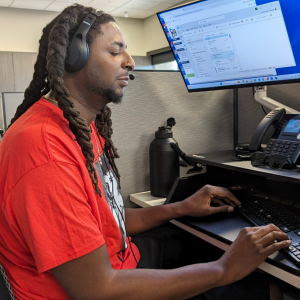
[149,119,179,197]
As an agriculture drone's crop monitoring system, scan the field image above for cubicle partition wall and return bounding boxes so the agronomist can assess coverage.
[110,71,300,205]
[0,93,23,130]
[1,52,300,205]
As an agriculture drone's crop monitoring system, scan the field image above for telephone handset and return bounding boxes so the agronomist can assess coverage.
[249,107,286,152]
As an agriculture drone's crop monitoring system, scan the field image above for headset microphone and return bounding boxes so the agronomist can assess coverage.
[129,74,135,80]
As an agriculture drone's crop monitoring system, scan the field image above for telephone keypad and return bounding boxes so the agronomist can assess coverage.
[265,139,300,163]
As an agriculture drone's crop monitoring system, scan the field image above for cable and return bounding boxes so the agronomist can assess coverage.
[97,132,140,267]
[261,105,267,115]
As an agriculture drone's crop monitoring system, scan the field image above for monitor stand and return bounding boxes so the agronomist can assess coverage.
[254,85,300,114]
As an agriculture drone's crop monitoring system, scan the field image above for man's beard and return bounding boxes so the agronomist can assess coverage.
[85,77,123,104]
[101,87,123,104]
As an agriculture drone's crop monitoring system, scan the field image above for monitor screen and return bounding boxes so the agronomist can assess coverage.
[157,0,300,92]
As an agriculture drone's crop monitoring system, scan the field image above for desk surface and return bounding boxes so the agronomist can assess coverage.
[187,150,300,184]
[130,191,300,289]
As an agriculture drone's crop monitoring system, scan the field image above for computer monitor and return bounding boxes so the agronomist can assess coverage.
[157,0,300,92]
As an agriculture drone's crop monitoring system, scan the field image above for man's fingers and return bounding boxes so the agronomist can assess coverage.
[210,186,241,206]
[211,198,226,206]
[212,196,237,208]
[259,230,289,247]
[208,205,234,215]
[262,239,291,256]
[251,224,281,239]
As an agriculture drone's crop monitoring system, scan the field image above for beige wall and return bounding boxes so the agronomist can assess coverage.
[0,0,195,56]
[0,7,145,56]
[0,7,58,53]
[115,17,144,56]
[0,2,193,56]
[143,14,169,54]
[142,0,193,53]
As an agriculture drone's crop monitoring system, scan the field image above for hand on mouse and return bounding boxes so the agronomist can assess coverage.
[179,184,241,218]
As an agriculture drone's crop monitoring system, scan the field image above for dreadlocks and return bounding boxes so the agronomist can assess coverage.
[8,4,120,195]
[95,107,120,185]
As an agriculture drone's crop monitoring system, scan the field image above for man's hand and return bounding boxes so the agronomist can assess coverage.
[179,184,241,218]
[218,224,291,285]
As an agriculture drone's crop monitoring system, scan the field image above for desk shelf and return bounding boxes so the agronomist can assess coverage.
[187,150,300,184]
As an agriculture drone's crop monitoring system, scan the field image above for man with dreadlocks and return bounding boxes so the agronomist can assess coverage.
[0,4,289,300]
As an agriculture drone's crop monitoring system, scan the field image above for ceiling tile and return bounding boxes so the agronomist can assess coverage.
[89,0,130,7]
[150,2,173,12]
[45,1,71,11]
[122,0,162,10]
[55,0,93,4]
[133,9,156,18]
[110,7,143,17]
[11,0,53,10]
[90,4,118,12]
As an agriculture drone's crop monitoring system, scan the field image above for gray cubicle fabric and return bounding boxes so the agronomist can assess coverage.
[109,72,252,205]
[109,72,300,206]
[110,71,233,205]
[1,93,23,130]
[0,93,4,133]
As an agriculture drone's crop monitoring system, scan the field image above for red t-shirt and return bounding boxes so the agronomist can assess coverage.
[0,98,140,299]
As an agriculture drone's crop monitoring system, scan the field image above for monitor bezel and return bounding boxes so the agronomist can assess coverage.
[156,0,300,93]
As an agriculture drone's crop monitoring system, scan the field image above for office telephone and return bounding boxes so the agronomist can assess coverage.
[248,107,300,168]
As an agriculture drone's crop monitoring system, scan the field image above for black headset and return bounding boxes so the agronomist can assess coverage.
[65,9,102,73]
[65,9,136,80]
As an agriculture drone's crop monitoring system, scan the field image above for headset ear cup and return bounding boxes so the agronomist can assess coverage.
[85,43,89,64]
[75,39,88,71]
[65,45,81,72]
[65,10,99,72]
[65,42,88,73]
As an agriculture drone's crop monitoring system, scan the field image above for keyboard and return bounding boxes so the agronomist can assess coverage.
[236,194,300,265]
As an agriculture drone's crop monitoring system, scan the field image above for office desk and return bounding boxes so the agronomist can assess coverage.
[130,191,300,288]
[130,150,300,289]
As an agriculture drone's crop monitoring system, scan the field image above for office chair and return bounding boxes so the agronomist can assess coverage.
[0,263,15,300]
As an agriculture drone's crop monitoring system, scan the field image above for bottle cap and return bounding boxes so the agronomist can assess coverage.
[155,126,173,138]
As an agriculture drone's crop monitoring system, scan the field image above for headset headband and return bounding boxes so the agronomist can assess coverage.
[72,9,101,41]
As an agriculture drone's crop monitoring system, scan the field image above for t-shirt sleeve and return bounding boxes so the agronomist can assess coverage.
[6,161,105,273]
